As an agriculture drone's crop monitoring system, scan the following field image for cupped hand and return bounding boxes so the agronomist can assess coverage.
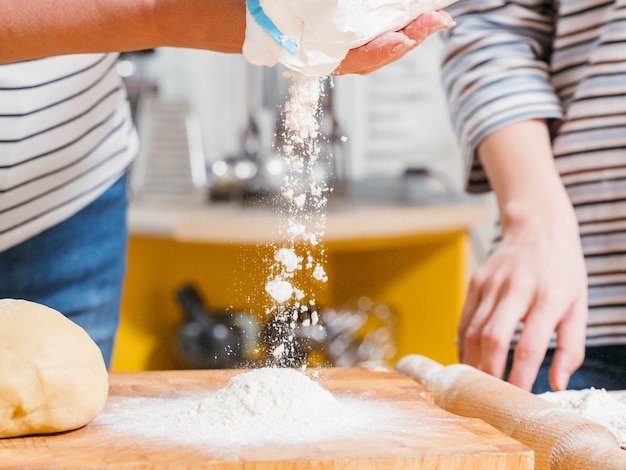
[332,10,454,75]
[459,198,588,391]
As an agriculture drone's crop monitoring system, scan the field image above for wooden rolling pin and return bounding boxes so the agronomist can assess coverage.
[396,354,626,470]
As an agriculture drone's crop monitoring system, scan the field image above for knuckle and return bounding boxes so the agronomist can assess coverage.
[478,275,502,299]
[469,272,486,290]
[463,325,482,345]
[504,273,535,294]
[534,287,557,305]
[513,342,542,365]
[472,263,500,287]
[481,327,510,353]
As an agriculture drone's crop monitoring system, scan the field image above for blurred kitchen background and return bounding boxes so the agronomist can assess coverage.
[111,35,496,373]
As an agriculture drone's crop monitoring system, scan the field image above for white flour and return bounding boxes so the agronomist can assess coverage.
[540,388,626,447]
[264,279,294,304]
[263,72,331,364]
[94,368,407,458]
[192,368,343,432]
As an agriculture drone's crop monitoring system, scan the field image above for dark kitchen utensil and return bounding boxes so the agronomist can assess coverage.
[175,284,248,369]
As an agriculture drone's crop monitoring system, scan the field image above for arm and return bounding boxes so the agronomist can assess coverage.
[0,0,246,64]
[441,0,562,193]
[460,120,588,391]
[439,0,586,390]
[0,0,453,73]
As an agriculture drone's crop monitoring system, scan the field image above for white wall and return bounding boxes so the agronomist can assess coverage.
[333,34,461,184]
[145,48,248,162]
[142,35,463,188]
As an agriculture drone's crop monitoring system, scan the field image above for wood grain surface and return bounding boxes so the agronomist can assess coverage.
[0,367,533,469]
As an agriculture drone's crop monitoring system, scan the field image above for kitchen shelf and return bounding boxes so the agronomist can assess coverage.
[114,198,492,372]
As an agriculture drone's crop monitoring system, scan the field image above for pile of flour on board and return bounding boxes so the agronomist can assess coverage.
[263,72,332,365]
[540,388,626,447]
[95,368,404,457]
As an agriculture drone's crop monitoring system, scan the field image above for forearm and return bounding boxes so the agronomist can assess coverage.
[478,120,574,231]
[0,0,246,64]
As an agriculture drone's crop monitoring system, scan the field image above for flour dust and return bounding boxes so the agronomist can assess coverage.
[94,368,410,458]
[540,388,626,448]
[262,72,331,366]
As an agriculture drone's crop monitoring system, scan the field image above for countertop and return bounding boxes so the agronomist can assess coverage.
[128,198,492,245]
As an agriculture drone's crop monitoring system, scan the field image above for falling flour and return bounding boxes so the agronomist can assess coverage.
[94,368,407,458]
[263,72,331,364]
[540,388,626,448]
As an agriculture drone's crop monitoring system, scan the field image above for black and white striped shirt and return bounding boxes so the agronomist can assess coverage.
[0,53,137,252]
[442,0,626,346]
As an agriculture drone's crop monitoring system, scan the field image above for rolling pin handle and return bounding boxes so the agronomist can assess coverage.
[395,354,444,387]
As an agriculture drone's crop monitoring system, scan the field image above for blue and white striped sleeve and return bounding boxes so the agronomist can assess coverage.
[441,0,564,192]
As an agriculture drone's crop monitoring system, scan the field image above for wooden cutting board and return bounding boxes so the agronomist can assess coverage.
[0,367,532,469]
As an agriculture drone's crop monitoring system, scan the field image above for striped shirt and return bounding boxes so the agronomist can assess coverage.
[442,0,626,346]
[0,54,138,252]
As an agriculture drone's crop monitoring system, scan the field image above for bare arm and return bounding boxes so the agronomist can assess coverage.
[459,119,588,391]
[0,0,245,64]
[0,0,452,74]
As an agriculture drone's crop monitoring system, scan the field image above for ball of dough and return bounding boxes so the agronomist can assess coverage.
[0,299,109,438]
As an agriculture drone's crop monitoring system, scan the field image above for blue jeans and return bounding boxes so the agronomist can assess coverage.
[506,345,626,393]
[0,175,129,369]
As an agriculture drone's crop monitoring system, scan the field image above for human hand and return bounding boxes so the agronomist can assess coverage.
[332,10,454,75]
[459,196,588,392]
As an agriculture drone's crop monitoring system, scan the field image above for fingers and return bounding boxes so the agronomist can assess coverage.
[459,276,498,367]
[549,295,588,391]
[457,275,483,361]
[402,10,455,43]
[507,303,557,391]
[478,283,534,379]
[459,269,534,379]
[333,31,415,76]
[463,288,587,392]
[458,263,587,390]
[333,10,454,76]
[506,290,586,391]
